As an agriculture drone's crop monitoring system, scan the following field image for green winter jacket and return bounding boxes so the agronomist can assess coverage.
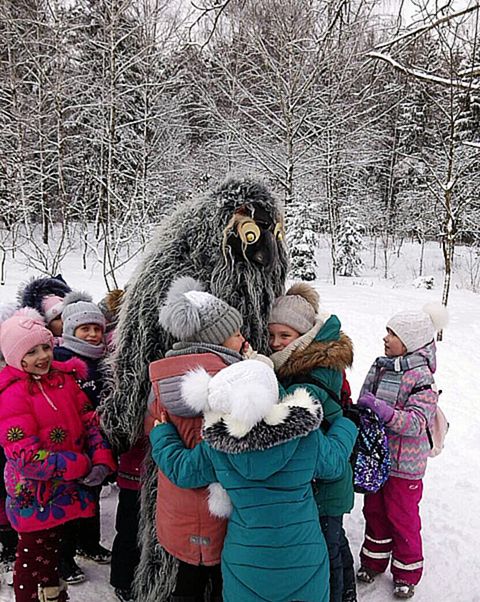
[273,315,355,516]
[150,386,357,602]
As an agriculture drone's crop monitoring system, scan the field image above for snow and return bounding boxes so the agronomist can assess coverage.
[0,239,479,601]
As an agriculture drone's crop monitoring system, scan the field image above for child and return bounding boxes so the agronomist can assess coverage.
[356,303,448,599]
[0,308,115,602]
[19,275,71,343]
[145,275,246,602]
[150,359,358,602]
[268,283,357,602]
[53,291,111,583]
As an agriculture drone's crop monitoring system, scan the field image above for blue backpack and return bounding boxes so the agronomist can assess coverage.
[351,408,390,494]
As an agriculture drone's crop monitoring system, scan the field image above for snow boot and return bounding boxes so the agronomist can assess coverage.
[343,585,357,601]
[356,565,377,584]
[38,580,68,602]
[394,582,415,599]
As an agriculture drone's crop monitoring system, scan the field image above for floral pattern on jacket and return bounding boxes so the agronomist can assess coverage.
[0,358,116,532]
[360,341,438,479]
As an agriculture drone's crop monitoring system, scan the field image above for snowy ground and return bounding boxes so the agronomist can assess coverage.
[0,240,479,601]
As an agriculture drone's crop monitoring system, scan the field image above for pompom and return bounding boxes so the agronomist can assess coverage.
[180,367,212,414]
[164,276,204,306]
[207,483,232,518]
[63,291,93,307]
[158,277,206,339]
[423,302,449,332]
[286,282,319,313]
[229,381,276,429]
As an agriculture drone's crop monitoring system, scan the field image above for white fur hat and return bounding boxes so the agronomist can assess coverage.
[387,302,449,353]
[181,359,279,430]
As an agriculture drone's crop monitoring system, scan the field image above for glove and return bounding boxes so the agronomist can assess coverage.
[357,392,394,423]
[78,464,111,487]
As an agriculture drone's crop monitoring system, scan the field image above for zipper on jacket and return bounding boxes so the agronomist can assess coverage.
[34,377,58,411]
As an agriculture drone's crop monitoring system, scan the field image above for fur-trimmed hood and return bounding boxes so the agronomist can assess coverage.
[277,332,353,379]
[201,387,323,476]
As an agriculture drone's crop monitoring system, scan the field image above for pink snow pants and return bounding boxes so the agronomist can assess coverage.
[360,476,424,585]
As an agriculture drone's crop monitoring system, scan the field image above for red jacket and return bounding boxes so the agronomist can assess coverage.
[146,353,228,566]
[0,358,116,532]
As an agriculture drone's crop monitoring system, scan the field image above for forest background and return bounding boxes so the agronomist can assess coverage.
[1,0,480,308]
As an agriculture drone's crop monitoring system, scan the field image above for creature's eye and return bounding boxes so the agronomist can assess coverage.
[238,221,261,244]
[274,223,285,241]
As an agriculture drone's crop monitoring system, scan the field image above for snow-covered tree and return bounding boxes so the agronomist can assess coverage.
[287,199,317,281]
[337,213,363,277]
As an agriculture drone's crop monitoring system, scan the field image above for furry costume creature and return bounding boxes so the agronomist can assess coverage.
[101,176,288,602]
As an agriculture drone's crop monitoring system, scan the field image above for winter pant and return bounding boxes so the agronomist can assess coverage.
[172,560,222,600]
[14,527,67,602]
[320,515,355,602]
[110,488,141,590]
[61,485,101,560]
[360,476,424,585]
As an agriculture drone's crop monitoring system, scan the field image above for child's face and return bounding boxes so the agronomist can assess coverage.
[48,316,63,337]
[383,328,407,357]
[268,323,301,352]
[74,323,104,346]
[222,330,245,353]
[21,344,53,375]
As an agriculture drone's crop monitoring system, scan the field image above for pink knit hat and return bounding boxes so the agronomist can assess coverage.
[41,294,64,325]
[0,308,53,370]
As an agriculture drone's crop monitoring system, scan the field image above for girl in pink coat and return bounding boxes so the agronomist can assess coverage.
[0,308,116,602]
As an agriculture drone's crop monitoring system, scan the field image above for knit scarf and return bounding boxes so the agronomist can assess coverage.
[166,341,243,366]
[270,315,329,371]
[62,335,106,360]
[372,353,429,406]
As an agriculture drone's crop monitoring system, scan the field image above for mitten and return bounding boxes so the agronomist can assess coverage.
[357,392,394,423]
[78,464,111,487]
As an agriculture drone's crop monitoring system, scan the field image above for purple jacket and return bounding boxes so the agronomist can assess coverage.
[360,342,438,480]
[0,358,116,532]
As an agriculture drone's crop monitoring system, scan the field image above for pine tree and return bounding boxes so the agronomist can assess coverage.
[287,200,317,281]
[337,213,363,277]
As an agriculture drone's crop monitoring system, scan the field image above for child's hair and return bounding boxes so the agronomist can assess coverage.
[158,276,242,345]
[0,308,53,370]
[62,291,106,337]
[387,302,449,353]
[269,283,319,334]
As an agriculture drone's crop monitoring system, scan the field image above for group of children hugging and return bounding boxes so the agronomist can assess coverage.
[0,272,448,602]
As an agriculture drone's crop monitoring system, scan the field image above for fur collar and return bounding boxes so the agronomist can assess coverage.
[202,388,322,454]
[276,333,353,379]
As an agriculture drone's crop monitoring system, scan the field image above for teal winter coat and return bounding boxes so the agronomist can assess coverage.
[272,315,355,517]
[150,386,357,602]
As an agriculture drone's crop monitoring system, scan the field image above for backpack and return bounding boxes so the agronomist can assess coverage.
[426,405,449,457]
[350,407,391,494]
[411,384,449,458]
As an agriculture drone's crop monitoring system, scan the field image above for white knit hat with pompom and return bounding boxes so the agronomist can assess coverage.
[387,302,449,352]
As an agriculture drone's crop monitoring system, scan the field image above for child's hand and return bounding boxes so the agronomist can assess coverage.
[154,411,169,427]
[358,393,394,423]
[241,341,255,358]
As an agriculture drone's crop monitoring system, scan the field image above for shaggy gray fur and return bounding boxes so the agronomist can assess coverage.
[101,176,288,602]
[203,404,324,454]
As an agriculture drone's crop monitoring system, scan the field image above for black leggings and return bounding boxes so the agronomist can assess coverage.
[172,560,222,598]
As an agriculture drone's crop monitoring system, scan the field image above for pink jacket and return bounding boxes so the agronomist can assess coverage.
[0,358,116,532]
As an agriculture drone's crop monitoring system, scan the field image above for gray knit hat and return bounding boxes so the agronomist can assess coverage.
[62,291,106,337]
[269,283,319,334]
[159,276,242,345]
